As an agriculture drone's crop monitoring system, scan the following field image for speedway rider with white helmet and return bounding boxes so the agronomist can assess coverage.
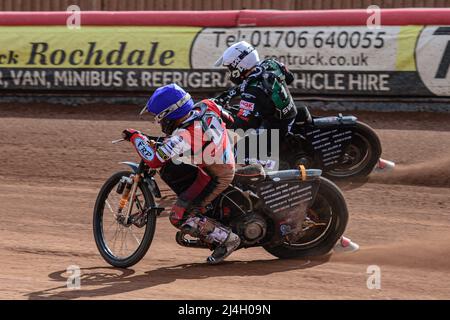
[215,41,359,253]
[214,40,303,136]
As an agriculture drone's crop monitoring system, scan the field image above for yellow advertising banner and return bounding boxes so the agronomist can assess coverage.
[0,25,449,96]
[0,26,200,69]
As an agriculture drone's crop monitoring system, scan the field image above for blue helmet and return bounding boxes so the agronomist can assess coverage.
[140,83,194,122]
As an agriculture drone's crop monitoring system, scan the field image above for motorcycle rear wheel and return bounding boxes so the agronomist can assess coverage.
[93,171,157,268]
[263,177,348,259]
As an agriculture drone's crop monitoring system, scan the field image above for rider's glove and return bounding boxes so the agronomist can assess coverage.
[214,93,229,106]
[215,86,240,106]
[122,128,139,141]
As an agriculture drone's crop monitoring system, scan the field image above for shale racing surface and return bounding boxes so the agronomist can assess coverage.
[0,103,449,300]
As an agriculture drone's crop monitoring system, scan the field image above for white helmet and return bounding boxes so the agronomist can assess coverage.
[214,41,260,84]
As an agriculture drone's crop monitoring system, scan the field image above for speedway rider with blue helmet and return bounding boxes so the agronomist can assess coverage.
[123,83,240,264]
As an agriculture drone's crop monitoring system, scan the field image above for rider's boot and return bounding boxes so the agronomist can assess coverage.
[206,232,241,265]
[181,216,241,264]
[333,236,359,253]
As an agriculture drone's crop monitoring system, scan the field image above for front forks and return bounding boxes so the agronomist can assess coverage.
[125,174,141,221]
[116,174,142,225]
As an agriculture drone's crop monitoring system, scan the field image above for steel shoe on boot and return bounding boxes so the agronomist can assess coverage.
[333,236,360,253]
[206,232,241,265]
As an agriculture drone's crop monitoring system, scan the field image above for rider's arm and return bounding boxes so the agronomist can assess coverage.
[282,65,294,85]
[233,86,273,130]
[125,129,191,169]
[277,61,294,85]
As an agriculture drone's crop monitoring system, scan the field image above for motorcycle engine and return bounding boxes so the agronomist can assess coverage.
[230,213,267,246]
[219,187,267,246]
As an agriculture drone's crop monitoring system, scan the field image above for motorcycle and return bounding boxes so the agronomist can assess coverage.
[215,87,394,180]
[93,134,349,268]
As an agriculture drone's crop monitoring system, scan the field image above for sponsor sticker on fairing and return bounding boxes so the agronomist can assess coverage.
[134,137,154,161]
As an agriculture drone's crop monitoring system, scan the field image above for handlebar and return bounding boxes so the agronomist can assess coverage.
[112,134,163,145]
[112,138,125,144]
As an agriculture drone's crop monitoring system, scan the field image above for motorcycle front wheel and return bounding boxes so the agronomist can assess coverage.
[263,177,348,259]
[93,171,157,268]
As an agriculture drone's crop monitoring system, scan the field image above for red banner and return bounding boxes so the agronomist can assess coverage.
[0,9,450,27]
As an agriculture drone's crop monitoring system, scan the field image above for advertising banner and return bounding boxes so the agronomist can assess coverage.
[0,25,449,96]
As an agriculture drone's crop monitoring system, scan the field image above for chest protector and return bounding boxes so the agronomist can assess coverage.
[246,59,297,120]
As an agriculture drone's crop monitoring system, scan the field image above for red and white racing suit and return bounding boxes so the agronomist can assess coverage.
[127,99,236,245]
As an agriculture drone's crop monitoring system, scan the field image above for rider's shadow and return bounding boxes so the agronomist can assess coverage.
[26,255,331,300]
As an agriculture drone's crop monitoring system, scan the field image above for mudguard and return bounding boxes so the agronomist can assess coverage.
[121,161,139,173]
[299,115,358,169]
[255,168,322,240]
[120,161,161,198]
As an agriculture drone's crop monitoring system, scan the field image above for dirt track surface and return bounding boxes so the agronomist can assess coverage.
[0,104,449,300]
